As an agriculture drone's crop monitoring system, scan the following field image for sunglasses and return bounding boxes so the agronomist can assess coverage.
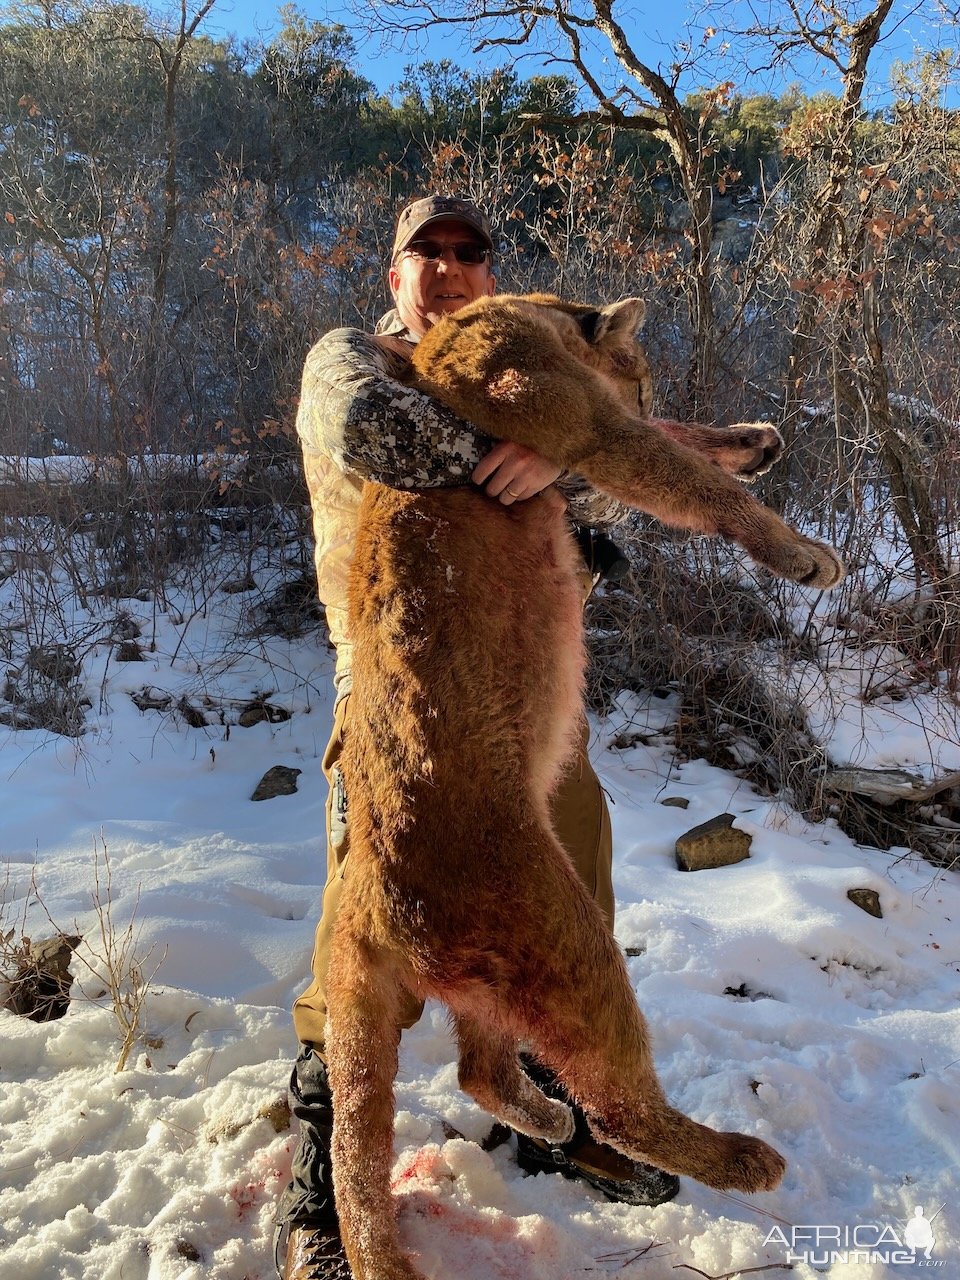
[403,239,491,265]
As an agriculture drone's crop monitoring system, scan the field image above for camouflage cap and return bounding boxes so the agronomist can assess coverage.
[392,195,495,258]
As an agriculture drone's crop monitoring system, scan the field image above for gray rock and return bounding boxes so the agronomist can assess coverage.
[661,796,690,809]
[712,217,757,262]
[251,765,302,801]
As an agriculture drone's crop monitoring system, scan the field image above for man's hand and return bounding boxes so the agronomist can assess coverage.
[473,441,564,506]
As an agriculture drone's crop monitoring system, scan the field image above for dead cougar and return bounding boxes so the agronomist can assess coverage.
[326,295,839,1280]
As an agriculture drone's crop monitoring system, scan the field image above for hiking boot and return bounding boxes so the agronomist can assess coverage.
[516,1056,680,1207]
[281,1217,351,1280]
[515,1130,680,1206]
[275,1046,347,1278]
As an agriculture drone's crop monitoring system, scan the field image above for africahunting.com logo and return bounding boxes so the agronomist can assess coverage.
[764,1205,946,1266]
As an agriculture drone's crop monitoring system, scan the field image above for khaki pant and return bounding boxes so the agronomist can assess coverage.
[291,692,614,1049]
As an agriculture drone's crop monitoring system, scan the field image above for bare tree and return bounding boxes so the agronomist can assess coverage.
[364,0,728,413]
[731,0,952,584]
[0,92,145,452]
[97,0,218,439]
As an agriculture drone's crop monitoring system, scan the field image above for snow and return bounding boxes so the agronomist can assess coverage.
[774,635,960,781]
[1,579,958,1280]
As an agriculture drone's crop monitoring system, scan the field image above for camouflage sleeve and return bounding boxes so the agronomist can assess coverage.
[558,474,630,530]
[296,327,493,488]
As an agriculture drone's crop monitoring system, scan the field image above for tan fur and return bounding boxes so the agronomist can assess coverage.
[326,295,839,1280]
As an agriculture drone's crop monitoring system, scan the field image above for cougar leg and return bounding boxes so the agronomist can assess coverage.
[501,828,787,1195]
[540,958,785,1193]
[552,1012,786,1194]
[326,931,425,1280]
[454,1013,574,1142]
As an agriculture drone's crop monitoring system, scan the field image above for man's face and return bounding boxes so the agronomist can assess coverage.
[388,220,496,337]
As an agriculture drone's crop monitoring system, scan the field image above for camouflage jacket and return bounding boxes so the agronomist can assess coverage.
[296,313,626,690]
[296,312,627,525]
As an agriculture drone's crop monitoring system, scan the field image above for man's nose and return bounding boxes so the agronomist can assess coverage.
[435,248,461,272]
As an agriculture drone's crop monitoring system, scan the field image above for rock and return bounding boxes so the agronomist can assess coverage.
[251,765,301,801]
[675,813,751,871]
[177,698,208,729]
[712,216,757,262]
[665,199,690,231]
[1,933,82,1021]
[661,796,690,809]
[238,700,291,728]
[847,887,883,918]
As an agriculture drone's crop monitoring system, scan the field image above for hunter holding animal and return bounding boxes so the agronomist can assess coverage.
[276,195,842,1280]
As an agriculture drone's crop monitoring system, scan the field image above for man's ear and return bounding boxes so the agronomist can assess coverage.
[592,298,646,344]
[387,265,400,299]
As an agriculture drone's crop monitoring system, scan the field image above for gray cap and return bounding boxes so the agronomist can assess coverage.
[392,195,494,258]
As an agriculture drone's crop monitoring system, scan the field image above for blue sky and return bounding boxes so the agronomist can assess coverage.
[206,0,702,94]
[204,0,955,107]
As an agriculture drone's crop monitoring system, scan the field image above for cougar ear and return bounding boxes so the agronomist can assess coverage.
[577,309,603,343]
[593,297,647,344]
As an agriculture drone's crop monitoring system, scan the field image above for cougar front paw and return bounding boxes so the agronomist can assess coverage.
[794,537,845,588]
[760,534,845,588]
[724,423,784,478]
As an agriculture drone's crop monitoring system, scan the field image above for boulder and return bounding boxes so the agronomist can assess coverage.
[251,765,302,801]
[676,813,752,871]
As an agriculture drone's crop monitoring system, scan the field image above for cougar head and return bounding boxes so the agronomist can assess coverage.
[574,298,652,418]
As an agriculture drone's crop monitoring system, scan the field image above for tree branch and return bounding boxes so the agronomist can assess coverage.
[673,1263,795,1280]
[518,108,663,132]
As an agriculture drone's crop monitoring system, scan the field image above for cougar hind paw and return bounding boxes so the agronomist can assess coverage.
[719,1133,787,1193]
[498,1095,575,1143]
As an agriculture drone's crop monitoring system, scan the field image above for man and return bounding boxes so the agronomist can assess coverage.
[275,195,678,1280]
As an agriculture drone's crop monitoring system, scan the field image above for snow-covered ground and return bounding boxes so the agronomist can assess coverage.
[1,576,958,1280]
